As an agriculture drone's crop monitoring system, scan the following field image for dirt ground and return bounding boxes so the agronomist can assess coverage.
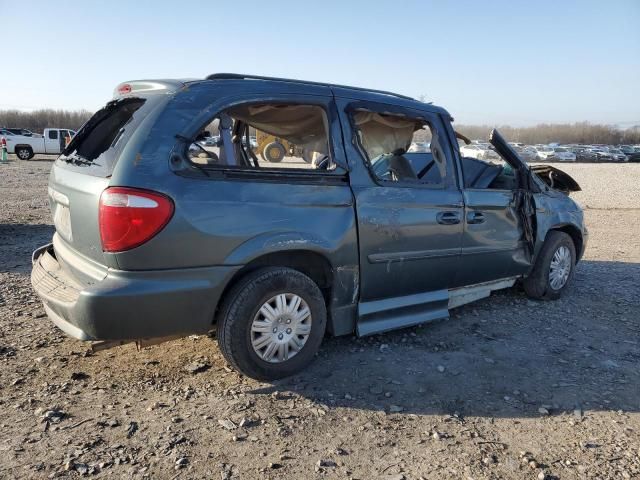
[1,157,639,480]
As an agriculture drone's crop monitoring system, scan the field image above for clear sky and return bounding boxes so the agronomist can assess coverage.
[1,0,638,126]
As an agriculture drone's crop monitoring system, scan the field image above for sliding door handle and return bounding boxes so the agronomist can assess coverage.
[437,211,461,225]
[467,211,486,224]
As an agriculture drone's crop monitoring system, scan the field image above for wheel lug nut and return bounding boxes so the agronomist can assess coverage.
[286,328,292,334]
[286,319,291,324]
[272,328,277,333]
[278,333,283,340]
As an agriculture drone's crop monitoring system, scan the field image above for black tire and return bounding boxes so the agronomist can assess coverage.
[262,142,286,163]
[523,231,576,300]
[216,267,327,380]
[16,147,33,160]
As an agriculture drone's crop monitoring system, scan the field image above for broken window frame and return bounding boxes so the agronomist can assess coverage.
[183,100,346,177]
[346,104,456,190]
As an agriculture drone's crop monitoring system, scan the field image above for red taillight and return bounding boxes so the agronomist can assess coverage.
[118,83,132,95]
[99,187,174,252]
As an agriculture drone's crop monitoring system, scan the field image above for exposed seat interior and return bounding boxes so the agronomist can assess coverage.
[461,156,503,188]
[388,151,418,181]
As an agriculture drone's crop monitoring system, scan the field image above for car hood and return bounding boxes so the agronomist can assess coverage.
[530,165,581,193]
[487,131,580,194]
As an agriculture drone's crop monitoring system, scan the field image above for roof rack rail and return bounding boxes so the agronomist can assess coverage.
[205,73,415,101]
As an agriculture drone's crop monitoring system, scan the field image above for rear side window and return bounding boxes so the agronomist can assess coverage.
[49,130,58,140]
[186,103,340,173]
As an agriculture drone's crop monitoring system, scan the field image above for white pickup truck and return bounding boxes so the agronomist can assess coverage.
[1,128,76,160]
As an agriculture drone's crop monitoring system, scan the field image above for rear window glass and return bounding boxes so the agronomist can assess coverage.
[72,99,145,161]
[58,98,147,177]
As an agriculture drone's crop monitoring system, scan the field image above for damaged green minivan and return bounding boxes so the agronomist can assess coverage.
[31,73,587,380]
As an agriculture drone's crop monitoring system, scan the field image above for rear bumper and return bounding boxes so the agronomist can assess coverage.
[31,243,241,341]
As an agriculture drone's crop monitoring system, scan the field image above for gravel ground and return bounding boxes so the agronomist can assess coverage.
[0,157,639,479]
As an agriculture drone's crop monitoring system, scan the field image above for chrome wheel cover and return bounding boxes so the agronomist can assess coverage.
[18,149,30,159]
[250,293,312,363]
[549,245,572,290]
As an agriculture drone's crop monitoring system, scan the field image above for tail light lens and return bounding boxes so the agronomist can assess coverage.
[99,187,174,252]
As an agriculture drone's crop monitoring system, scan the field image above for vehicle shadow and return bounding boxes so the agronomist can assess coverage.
[3,222,638,418]
[0,223,54,273]
[250,260,640,418]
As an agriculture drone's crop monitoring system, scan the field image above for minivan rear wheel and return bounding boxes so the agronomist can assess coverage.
[216,267,327,380]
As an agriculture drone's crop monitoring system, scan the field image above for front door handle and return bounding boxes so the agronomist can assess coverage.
[437,211,461,225]
[467,211,486,224]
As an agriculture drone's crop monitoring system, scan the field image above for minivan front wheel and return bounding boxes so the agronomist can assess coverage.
[216,267,327,380]
[523,231,576,300]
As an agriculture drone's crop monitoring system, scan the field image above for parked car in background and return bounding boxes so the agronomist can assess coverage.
[513,145,537,162]
[534,147,575,162]
[31,74,586,380]
[460,144,500,161]
[608,148,629,162]
[408,141,430,153]
[2,128,75,159]
[620,145,640,162]
[550,147,576,162]
[572,147,598,162]
[534,145,556,161]
[201,135,220,146]
[4,128,37,137]
[620,145,635,154]
[588,147,614,162]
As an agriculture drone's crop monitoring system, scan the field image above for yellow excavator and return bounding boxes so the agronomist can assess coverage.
[255,130,313,163]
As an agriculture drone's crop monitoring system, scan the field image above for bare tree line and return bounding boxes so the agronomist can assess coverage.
[0,109,93,133]
[455,122,640,145]
[2,109,639,145]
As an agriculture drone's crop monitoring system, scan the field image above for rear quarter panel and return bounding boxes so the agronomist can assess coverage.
[111,176,357,271]
[108,81,359,314]
[109,174,359,323]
